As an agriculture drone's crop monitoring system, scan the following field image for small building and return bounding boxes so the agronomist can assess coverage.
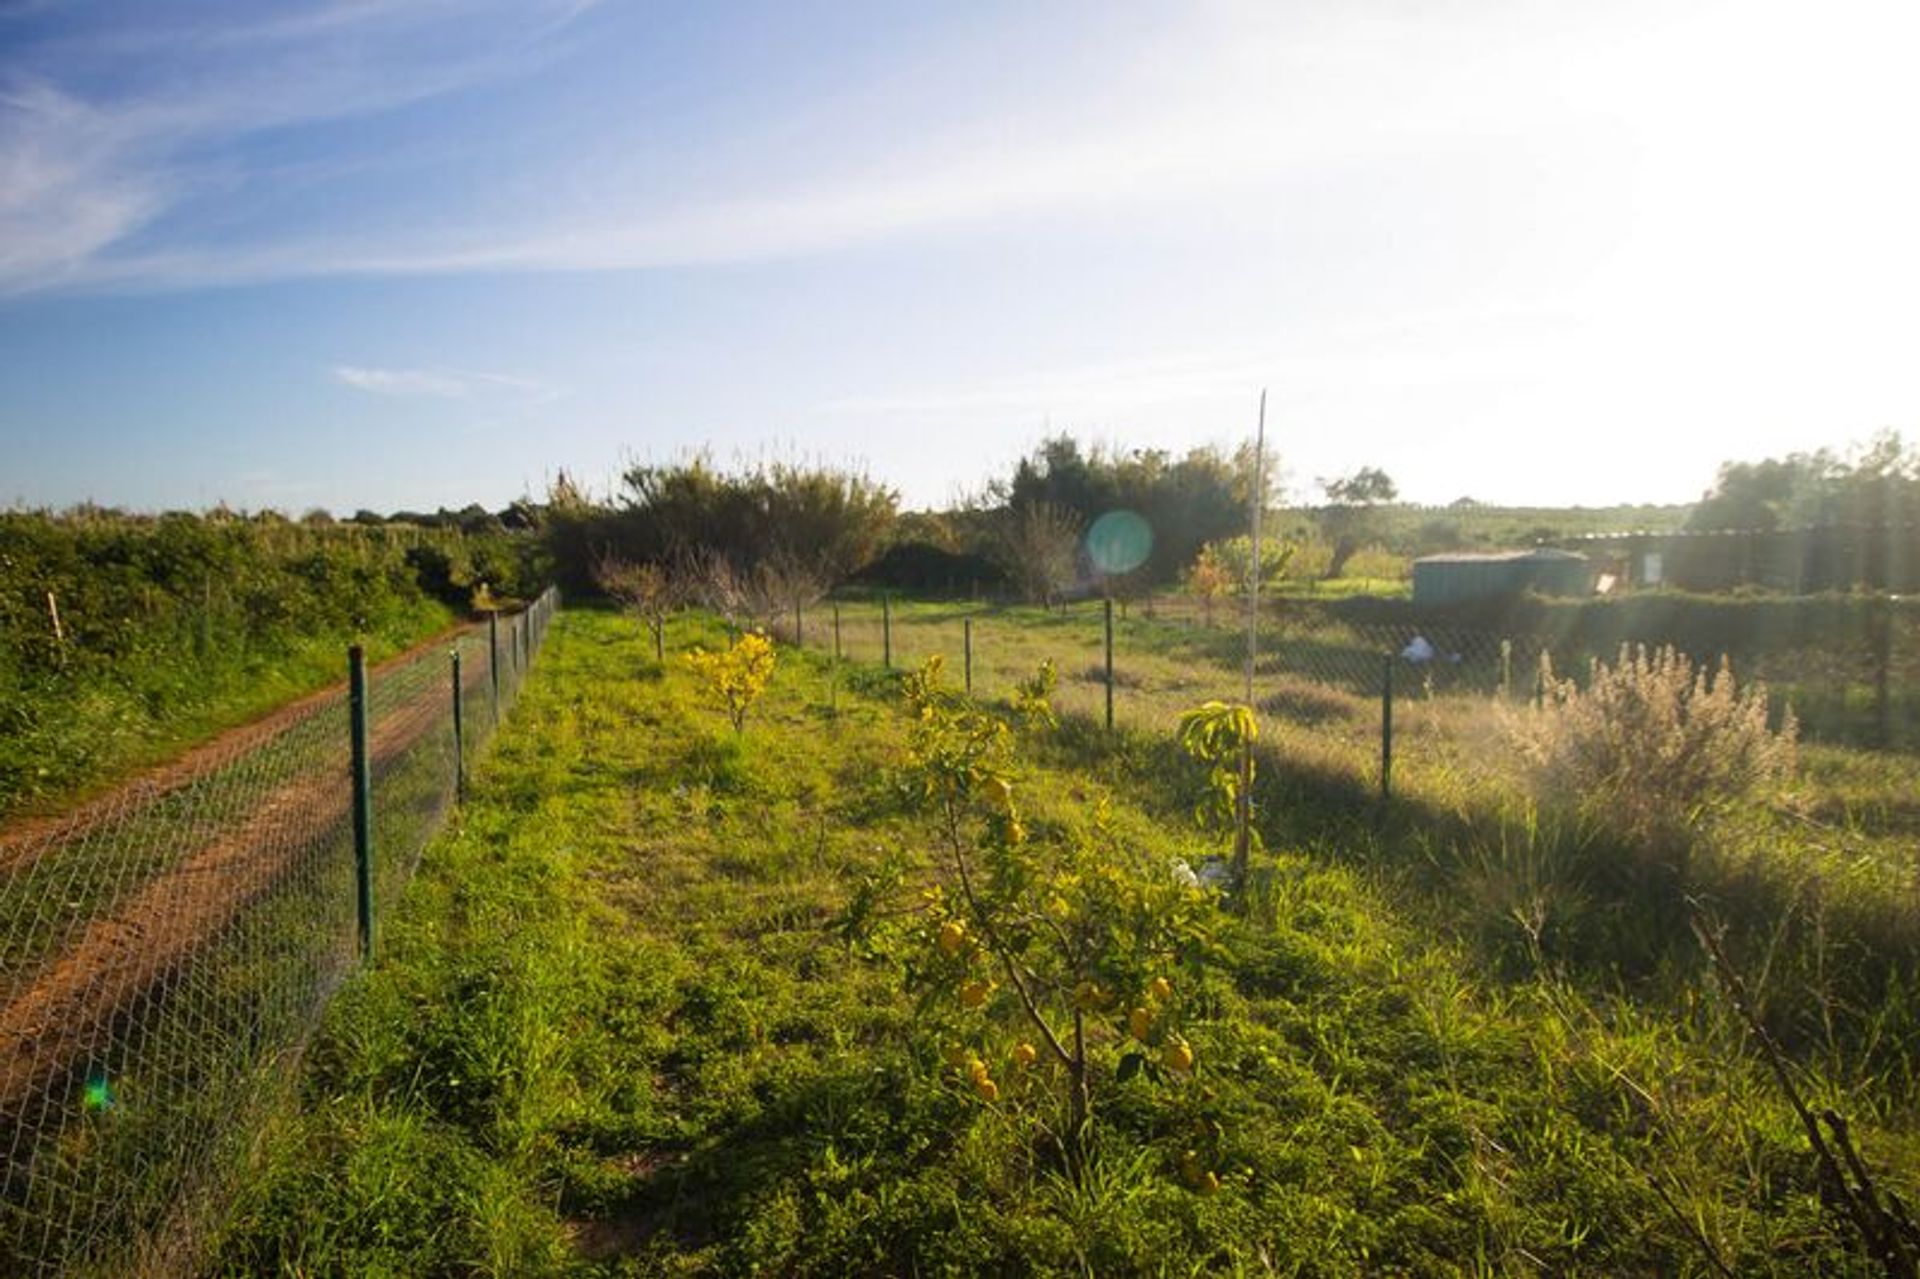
[1412,548,1592,606]
[1566,525,1920,594]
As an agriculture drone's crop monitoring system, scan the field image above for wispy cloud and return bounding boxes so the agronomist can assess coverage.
[334,365,553,399]
[0,0,594,295]
[0,1,1595,297]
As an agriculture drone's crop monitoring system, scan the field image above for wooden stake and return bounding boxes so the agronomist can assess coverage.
[46,591,67,666]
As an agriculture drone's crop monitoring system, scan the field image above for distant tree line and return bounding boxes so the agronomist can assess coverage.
[543,437,1270,605]
[1687,429,1920,532]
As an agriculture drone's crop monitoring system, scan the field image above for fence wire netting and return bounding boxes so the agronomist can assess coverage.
[785,594,1912,801]
[0,588,557,1277]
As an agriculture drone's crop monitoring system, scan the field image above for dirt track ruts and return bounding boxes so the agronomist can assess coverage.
[0,624,502,1112]
[0,621,477,874]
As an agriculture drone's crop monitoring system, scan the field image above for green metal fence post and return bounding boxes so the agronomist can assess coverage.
[964,617,973,696]
[451,648,466,804]
[1380,654,1394,804]
[489,612,501,725]
[882,593,893,669]
[349,645,375,960]
[1104,596,1115,731]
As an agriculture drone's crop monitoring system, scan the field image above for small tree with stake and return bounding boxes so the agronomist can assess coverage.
[889,656,1220,1183]
[1176,701,1259,896]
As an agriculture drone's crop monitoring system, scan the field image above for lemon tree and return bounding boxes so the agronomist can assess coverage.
[892,656,1221,1179]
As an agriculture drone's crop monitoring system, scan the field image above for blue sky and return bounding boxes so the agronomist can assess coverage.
[2,0,1917,513]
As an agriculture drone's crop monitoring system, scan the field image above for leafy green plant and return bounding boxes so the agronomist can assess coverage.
[896,656,1218,1179]
[1177,700,1259,891]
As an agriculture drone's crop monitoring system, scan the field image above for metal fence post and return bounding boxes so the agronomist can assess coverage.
[349,645,375,961]
[1380,654,1394,804]
[883,593,893,669]
[1872,594,1893,748]
[1104,596,1115,731]
[451,648,465,805]
[964,617,973,696]
[833,602,842,661]
[489,612,501,725]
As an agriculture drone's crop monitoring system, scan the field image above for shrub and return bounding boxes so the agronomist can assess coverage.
[1182,544,1234,625]
[683,631,777,733]
[1505,644,1797,857]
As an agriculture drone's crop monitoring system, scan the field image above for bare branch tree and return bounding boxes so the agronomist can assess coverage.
[996,503,1082,608]
[591,550,689,663]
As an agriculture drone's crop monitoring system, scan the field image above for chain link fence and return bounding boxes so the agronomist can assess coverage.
[0,587,557,1277]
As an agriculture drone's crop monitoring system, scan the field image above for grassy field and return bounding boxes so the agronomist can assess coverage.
[208,605,1918,1276]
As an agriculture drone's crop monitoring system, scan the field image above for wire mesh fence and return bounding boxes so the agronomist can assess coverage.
[0,587,558,1277]
[783,594,1909,805]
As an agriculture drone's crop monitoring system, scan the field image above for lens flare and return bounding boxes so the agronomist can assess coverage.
[1086,510,1153,576]
[82,1073,112,1113]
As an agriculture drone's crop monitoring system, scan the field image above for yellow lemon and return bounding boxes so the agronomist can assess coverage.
[1147,976,1173,1002]
[960,978,994,1009]
[967,1057,990,1082]
[973,1076,1000,1103]
[1128,1007,1152,1042]
[937,920,967,955]
[1162,1039,1195,1074]
[1011,1042,1038,1068]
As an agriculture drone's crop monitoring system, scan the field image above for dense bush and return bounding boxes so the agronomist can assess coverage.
[543,458,898,595]
[0,508,543,815]
[1000,435,1255,584]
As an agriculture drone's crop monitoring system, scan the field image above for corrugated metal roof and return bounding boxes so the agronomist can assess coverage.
[1414,549,1588,565]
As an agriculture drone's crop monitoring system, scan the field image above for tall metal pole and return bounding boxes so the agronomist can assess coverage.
[1245,388,1265,707]
[348,645,375,960]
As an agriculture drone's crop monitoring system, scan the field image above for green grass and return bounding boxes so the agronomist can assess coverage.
[834,600,1920,1083]
[209,606,1917,1276]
